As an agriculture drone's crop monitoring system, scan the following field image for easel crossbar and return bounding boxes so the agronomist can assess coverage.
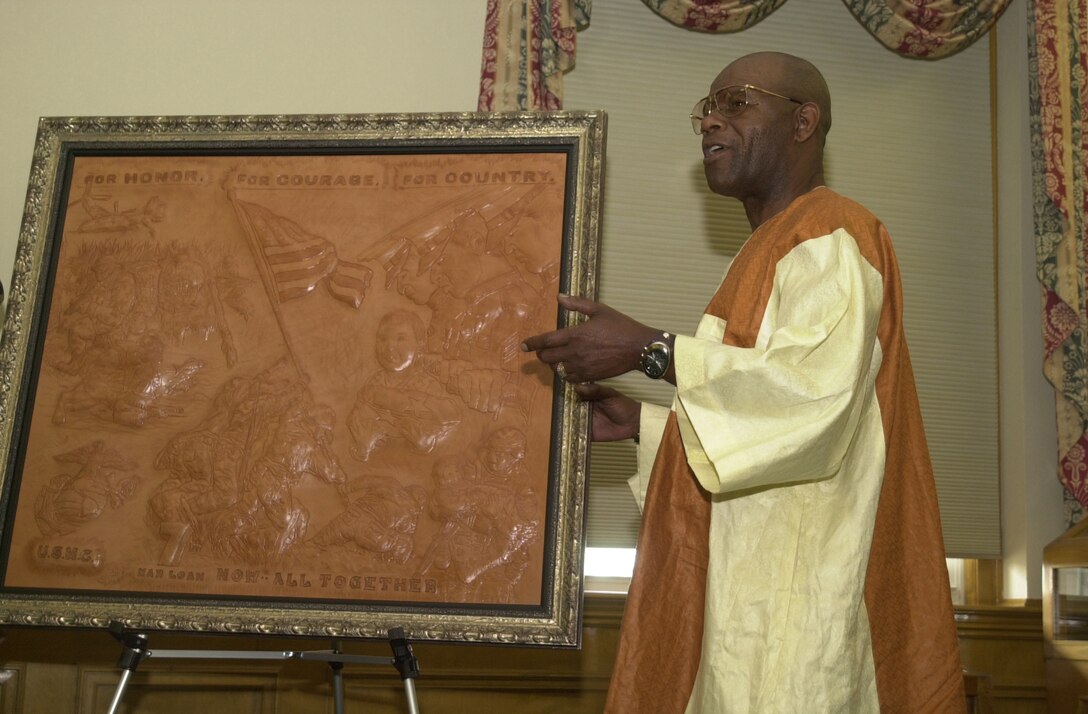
[105,621,420,714]
[141,648,393,665]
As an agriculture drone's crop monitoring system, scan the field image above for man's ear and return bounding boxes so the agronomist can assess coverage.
[795,102,820,143]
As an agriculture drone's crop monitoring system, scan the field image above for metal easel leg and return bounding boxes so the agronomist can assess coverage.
[388,628,421,714]
[402,678,420,714]
[106,621,149,714]
[329,639,345,714]
[106,669,134,714]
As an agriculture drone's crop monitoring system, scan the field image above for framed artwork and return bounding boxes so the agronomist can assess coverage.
[0,112,604,647]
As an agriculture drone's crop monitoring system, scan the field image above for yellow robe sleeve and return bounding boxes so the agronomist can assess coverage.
[673,229,885,495]
[626,401,671,511]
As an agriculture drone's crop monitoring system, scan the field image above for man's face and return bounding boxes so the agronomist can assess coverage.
[503,210,555,275]
[429,214,488,298]
[698,59,794,199]
[375,319,420,372]
[484,430,526,477]
[394,250,437,305]
[430,241,478,298]
[434,456,473,486]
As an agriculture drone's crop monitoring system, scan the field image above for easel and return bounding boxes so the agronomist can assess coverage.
[104,620,421,714]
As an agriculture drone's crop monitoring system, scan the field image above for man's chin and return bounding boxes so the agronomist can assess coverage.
[704,174,739,197]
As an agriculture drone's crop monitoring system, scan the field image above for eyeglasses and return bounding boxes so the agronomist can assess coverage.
[690,84,803,134]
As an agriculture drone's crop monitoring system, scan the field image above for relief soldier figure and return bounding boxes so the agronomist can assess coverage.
[419,429,540,602]
[347,309,460,461]
[149,363,346,567]
[310,478,427,566]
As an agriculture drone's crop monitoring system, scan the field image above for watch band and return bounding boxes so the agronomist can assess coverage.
[639,331,673,379]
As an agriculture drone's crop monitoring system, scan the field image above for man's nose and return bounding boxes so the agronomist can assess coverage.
[699,111,726,135]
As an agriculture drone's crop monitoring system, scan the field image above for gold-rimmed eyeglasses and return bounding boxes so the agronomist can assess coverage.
[690,84,803,134]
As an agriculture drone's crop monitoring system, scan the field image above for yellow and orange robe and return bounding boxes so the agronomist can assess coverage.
[607,187,965,713]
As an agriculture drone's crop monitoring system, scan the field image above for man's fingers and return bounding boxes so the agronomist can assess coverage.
[557,293,600,317]
[575,382,617,401]
[524,295,609,353]
[521,328,569,354]
[574,382,605,401]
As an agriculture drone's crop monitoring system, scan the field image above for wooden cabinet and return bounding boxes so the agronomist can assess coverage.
[1044,519,1088,713]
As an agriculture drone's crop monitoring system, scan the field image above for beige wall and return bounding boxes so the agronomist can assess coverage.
[0,0,488,287]
[0,0,1064,598]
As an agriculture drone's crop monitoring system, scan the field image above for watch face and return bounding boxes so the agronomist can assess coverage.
[643,343,669,379]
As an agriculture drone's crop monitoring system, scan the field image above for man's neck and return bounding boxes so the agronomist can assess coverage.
[743,167,826,230]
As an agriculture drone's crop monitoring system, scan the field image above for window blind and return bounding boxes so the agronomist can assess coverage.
[563,0,999,558]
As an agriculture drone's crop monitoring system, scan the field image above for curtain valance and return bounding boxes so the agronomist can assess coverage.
[640,1,1011,59]
[479,0,1012,111]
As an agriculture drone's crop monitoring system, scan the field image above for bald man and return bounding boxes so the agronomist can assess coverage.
[523,52,965,712]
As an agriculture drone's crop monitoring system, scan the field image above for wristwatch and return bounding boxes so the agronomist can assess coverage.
[639,332,673,380]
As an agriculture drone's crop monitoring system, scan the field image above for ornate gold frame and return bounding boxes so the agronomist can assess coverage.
[0,112,605,647]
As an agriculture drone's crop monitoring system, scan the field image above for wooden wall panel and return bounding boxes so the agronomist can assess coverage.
[0,666,21,714]
[957,604,1047,713]
[79,669,278,714]
[0,596,1043,713]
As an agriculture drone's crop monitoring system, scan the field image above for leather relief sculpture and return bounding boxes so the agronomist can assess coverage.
[0,113,604,646]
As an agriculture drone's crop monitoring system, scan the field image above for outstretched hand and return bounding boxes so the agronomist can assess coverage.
[521,294,660,384]
[574,382,641,442]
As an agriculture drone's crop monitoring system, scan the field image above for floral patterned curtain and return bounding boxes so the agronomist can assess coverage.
[841,0,1011,58]
[477,0,591,111]
[640,0,1010,58]
[478,1,1011,110]
[1030,0,1088,520]
[638,0,788,32]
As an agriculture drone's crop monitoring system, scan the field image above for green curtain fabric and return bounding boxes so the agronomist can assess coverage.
[1029,0,1088,521]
